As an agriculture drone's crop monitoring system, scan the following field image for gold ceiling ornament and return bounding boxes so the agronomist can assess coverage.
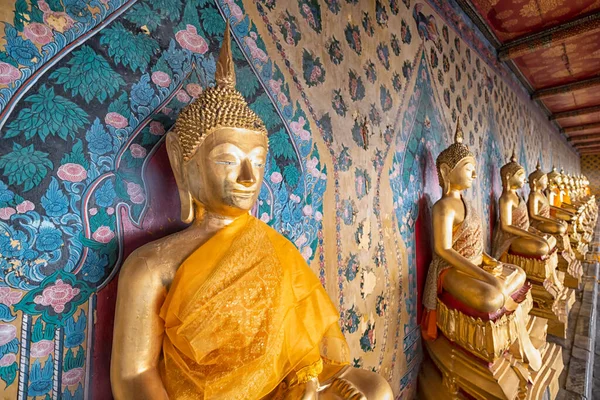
[172,21,268,162]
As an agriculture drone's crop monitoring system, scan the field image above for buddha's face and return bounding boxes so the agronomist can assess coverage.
[536,175,548,190]
[187,127,268,217]
[446,157,477,191]
[508,168,526,189]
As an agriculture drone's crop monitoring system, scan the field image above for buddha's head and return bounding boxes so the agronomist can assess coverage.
[166,24,269,223]
[436,118,477,194]
[528,161,547,191]
[500,150,525,190]
[548,167,561,188]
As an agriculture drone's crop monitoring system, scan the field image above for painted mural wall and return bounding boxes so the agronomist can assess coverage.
[581,154,600,198]
[0,0,580,399]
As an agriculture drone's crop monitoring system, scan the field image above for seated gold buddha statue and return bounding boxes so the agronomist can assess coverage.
[527,163,567,236]
[546,168,578,223]
[111,25,393,400]
[422,120,528,338]
[492,152,555,260]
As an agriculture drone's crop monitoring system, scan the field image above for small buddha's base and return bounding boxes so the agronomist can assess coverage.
[419,319,563,400]
[501,251,558,285]
[553,233,583,290]
[529,280,576,338]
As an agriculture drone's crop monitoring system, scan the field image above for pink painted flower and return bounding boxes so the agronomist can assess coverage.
[315,211,323,221]
[57,163,87,182]
[0,324,16,346]
[151,71,171,88]
[277,91,289,107]
[260,212,270,223]
[0,287,22,306]
[38,1,74,33]
[270,172,283,184]
[186,83,203,98]
[227,1,244,22]
[176,89,191,103]
[34,279,81,313]
[92,226,115,244]
[89,207,98,216]
[126,182,145,204]
[130,143,147,159]
[105,112,128,129]
[149,121,165,136]
[16,200,34,213]
[268,79,282,94]
[301,246,313,261]
[30,339,54,358]
[106,207,115,215]
[0,207,16,220]
[0,353,16,367]
[161,107,173,116]
[302,205,313,216]
[62,367,84,386]
[0,62,21,85]
[175,25,209,54]
[23,22,54,45]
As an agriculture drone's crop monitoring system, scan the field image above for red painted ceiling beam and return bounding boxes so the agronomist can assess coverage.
[562,122,600,134]
[498,12,600,61]
[550,105,600,120]
[533,76,600,100]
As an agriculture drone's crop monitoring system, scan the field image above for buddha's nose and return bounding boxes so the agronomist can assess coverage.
[237,159,256,187]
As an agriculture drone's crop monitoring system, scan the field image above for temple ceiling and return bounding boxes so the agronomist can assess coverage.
[457,0,600,155]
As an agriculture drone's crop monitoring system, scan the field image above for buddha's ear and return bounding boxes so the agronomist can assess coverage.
[439,163,451,194]
[166,131,194,224]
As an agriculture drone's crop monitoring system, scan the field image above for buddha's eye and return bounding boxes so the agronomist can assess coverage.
[254,161,265,168]
[214,159,237,166]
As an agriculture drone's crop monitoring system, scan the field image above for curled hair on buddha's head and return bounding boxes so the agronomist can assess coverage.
[528,160,545,189]
[436,117,475,194]
[171,21,268,163]
[500,149,523,187]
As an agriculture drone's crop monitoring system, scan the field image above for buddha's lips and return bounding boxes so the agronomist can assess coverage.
[232,189,255,197]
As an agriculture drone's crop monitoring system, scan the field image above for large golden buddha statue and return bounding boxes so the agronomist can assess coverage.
[492,152,555,259]
[111,25,393,400]
[419,120,562,400]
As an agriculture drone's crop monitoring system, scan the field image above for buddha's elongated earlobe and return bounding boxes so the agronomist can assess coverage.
[166,132,195,223]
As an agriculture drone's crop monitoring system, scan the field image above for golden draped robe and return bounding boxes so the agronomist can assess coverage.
[159,213,349,399]
[492,196,530,259]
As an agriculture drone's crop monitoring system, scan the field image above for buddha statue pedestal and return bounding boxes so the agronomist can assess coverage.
[500,250,575,338]
[419,291,563,400]
[553,232,583,289]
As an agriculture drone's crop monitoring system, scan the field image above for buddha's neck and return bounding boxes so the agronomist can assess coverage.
[191,203,241,233]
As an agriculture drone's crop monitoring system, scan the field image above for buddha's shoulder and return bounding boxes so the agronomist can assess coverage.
[120,231,191,282]
[254,218,304,258]
[433,197,459,213]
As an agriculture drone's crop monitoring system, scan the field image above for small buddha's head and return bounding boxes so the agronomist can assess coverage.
[500,150,525,190]
[528,161,547,191]
[436,118,477,194]
[166,24,269,223]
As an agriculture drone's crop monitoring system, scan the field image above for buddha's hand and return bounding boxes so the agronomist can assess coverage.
[282,378,319,400]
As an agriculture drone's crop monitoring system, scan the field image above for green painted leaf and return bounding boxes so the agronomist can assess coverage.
[268,128,295,161]
[151,0,183,21]
[13,0,28,31]
[60,139,89,169]
[283,164,299,187]
[49,46,125,104]
[31,317,55,342]
[125,3,163,31]
[4,85,88,142]
[100,23,159,73]
[0,362,17,388]
[63,346,85,372]
[201,7,225,37]
[0,143,53,192]
[235,66,259,99]
[249,93,279,131]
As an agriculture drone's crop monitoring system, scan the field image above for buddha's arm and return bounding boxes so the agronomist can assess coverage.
[432,202,501,290]
[529,196,563,225]
[111,254,169,400]
[499,197,542,240]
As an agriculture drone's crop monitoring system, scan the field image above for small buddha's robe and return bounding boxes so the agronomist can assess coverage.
[492,196,530,259]
[422,199,484,341]
[159,213,349,399]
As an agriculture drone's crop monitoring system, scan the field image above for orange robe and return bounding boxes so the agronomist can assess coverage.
[159,213,348,399]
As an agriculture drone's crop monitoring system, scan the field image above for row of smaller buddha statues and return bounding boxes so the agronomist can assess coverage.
[419,119,597,400]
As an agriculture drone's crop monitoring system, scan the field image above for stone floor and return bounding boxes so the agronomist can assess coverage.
[554,236,600,400]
